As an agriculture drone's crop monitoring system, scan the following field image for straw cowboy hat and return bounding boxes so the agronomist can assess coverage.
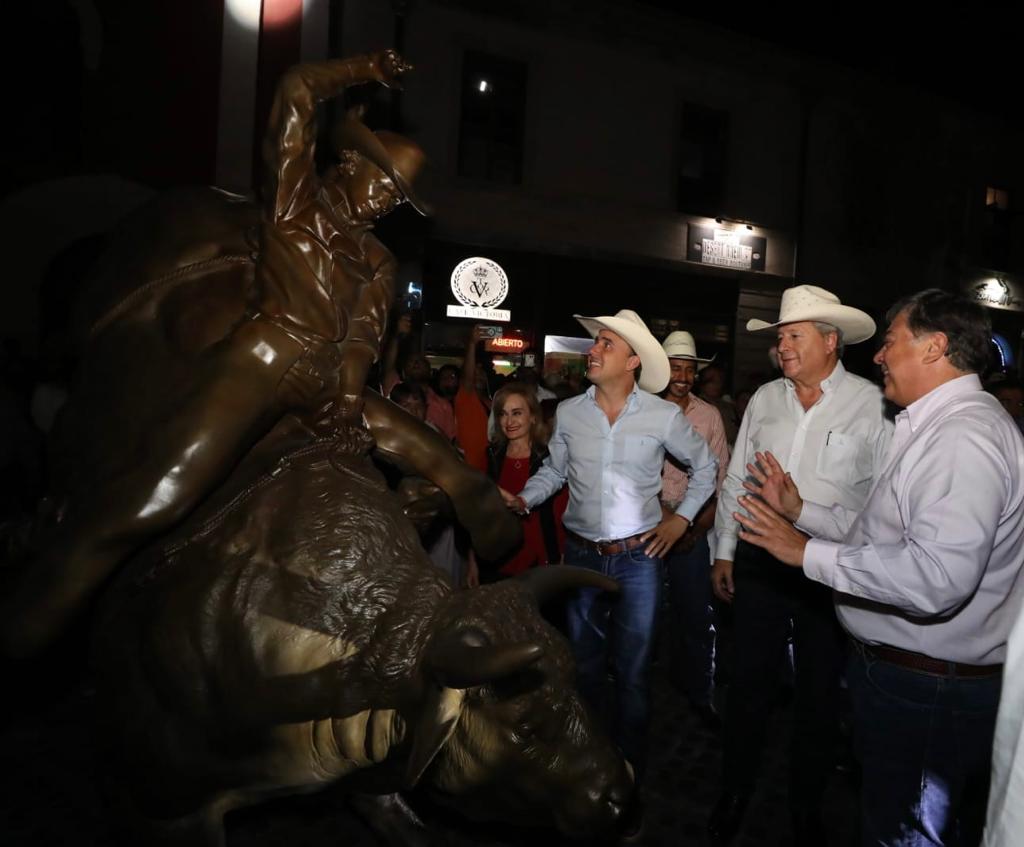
[662,331,715,370]
[746,284,876,344]
[333,108,432,216]
[574,309,670,393]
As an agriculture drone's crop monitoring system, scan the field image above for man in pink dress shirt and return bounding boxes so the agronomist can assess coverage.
[735,289,1024,847]
[659,331,730,728]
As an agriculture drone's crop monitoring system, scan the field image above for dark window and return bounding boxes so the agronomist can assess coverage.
[677,102,730,215]
[458,51,527,184]
[986,186,1010,211]
[985,186,1012,268]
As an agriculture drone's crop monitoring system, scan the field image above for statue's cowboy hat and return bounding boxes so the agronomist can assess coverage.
[662,331,715,371]
[574,309,670,393]
[746,284,876,344]
[332,108,432,216]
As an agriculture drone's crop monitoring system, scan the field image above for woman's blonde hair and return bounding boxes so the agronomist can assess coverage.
[488,382,549,449]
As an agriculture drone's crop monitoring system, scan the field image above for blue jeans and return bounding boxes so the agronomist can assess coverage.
[847,645,1001,847]
[665,533,715,705]
[564,537,663,779]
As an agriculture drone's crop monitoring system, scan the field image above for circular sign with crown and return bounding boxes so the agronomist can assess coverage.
[450,257,509,309]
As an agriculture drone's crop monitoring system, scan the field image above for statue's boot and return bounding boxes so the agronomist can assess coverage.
[1,320,304,658]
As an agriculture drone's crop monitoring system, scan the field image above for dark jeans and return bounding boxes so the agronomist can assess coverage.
[723,541,844,810]
[847,645,1001,847]
[666,533,715,705]
[564,536,663,780]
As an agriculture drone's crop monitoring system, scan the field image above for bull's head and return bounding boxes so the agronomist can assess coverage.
[407,566,633,838]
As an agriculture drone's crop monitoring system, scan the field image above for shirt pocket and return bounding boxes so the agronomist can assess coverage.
[816,430,871,487]
[624,434,659,482]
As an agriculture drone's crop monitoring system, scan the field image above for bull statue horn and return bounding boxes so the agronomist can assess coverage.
[516,565,620,607]
[426,627,543,689]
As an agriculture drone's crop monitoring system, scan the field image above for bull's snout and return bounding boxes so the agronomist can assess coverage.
[554,755,635,837]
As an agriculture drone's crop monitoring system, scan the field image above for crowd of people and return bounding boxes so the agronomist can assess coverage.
[366,284,1024,847]
[5,49,1022,847]
[3,279,1024,847]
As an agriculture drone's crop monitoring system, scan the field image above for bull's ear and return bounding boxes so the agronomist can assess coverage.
[425,627,543,689]
[404,684,465,789]
[517,564,619,607]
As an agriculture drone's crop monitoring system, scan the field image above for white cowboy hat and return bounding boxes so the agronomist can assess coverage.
[574,309,670,393]
[746,284,876,344]
[662,331,715,370]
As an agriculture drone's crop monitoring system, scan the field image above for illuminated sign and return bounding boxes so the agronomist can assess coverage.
[485,336,526,352]
[448,257,511,321]
[970,276,1023,311]
[686,225,766,272]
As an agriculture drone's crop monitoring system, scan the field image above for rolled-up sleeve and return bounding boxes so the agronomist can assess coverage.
[521,416,569,509]
[665,407,717,522]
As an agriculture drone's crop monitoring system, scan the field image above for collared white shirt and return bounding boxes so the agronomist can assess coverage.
[520,384,717,542]
[800,374,1024,664]
[715,361,893,562]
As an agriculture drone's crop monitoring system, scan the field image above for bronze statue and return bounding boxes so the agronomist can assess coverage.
[90,434,631,845]
[1,50,519,657]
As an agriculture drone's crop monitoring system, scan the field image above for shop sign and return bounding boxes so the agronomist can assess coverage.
[485,336,526,352]
[687,226,766,272]
[968,275,1024,312]
[447,257,510,321]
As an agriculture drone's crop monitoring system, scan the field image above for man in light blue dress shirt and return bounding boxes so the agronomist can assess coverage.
[503,309,717,840]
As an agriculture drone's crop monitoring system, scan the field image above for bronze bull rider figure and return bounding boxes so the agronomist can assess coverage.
[2,49,518,657]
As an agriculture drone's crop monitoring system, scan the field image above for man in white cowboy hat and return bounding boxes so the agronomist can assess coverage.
[659,331,730,728]
[502,309,718,840]
[732,289,1024,847]
[707,284,892,845]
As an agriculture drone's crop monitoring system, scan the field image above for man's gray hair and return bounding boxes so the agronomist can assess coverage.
[812,321,845,357]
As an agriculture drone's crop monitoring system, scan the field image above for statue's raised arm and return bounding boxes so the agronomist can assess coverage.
[262,49,412,225]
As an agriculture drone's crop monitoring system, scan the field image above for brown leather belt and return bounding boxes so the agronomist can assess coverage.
[565,529,646,556]
[857,640,1002,678]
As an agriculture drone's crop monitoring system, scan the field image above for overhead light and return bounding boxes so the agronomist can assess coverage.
[713,214,758,231]
[478,79,492,93]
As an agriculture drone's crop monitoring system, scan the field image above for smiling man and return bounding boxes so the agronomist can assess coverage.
[708,285,892,845]
[734,289,1024,847]
[501,309,717,841]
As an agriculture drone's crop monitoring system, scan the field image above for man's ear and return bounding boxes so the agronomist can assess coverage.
[921,331,949,365]
[626,353,642,373]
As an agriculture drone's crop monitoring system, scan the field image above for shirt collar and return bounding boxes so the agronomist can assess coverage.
[902,373,982,432]
[585,382,642,412]
[783,360,847,394]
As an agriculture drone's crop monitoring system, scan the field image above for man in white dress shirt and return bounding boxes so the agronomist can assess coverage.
[708,285,893,845]
[735,289,1024,847]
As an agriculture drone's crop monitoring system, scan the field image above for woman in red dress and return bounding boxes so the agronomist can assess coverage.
[474,382,567,582]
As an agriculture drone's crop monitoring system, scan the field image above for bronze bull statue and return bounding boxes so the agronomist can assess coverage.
[91,430,632,845]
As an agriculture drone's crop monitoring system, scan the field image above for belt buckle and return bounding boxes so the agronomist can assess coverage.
[596,540,612,555]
